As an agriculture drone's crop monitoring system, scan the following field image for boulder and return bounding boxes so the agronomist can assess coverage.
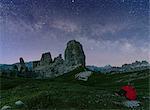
[1,105,11,110]
[75,71,92,81]
[40,52,52,66]
[64,40,86,67]
[15,100,25,107]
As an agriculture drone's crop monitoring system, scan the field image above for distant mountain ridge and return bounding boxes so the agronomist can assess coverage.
[0,62,33,71]
[86,60,150,74]
[0,64,13,71]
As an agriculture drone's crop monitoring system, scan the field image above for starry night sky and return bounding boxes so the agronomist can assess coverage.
[0,0,149,66]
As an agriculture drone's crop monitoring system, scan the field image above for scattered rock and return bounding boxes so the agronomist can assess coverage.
[64,40,86,67]
[122,100,141,108]
[75,71,92,81]
[15,100,25,107]
[116,79,123,82]
[142,96,150,100]
[1,105,11,110]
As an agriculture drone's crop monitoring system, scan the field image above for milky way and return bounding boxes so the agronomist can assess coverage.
[0,0,149,66]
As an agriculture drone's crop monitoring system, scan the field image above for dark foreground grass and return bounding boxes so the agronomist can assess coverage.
[0,69,149,110]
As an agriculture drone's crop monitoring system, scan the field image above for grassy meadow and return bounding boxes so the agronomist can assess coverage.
[0,68,149,110]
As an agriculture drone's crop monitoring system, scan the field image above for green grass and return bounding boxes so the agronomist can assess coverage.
[0,69,149,109]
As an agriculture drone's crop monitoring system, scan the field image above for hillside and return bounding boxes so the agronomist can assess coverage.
[0,68,149,110]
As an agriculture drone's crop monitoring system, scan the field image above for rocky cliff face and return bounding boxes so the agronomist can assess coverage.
[40,52,52,66]
[33,40,86,79]
[32,61,40,69]
[64,40,85,67]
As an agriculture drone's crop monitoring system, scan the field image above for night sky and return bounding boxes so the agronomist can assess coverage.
[0,0,149,66]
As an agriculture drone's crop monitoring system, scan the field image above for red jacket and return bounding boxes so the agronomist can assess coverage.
[121,85,137,100]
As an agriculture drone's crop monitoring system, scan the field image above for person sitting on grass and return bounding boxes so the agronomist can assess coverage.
[115,84,137,100]
[114,82,141,108]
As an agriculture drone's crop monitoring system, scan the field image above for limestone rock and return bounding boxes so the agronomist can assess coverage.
[75,71,92,81]
[34,40,86,79]
[18,57,28,73]
[53,54,64,65]
[32,61,40,69]
[142,96,150,100]
[122,100,140,108]
[20,57,24,64]
[15,100,25,107]
[40,52,52,66]
[34,54,64,78]
[64,40,86,67]
[1,105,11,110]
[35,64,82,78]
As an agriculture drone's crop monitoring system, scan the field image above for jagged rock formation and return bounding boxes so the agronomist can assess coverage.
[18,57,28,73]
[34,53,82,78]
[40,52,52,66]
[64,40,86,67]
[33,40,86,79]
[38,54,64,78]
[53,54,64,65]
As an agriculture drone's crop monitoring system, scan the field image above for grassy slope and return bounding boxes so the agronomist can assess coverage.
[0,68,149,110]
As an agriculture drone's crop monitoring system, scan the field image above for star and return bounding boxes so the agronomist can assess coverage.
[0,0,149,65]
